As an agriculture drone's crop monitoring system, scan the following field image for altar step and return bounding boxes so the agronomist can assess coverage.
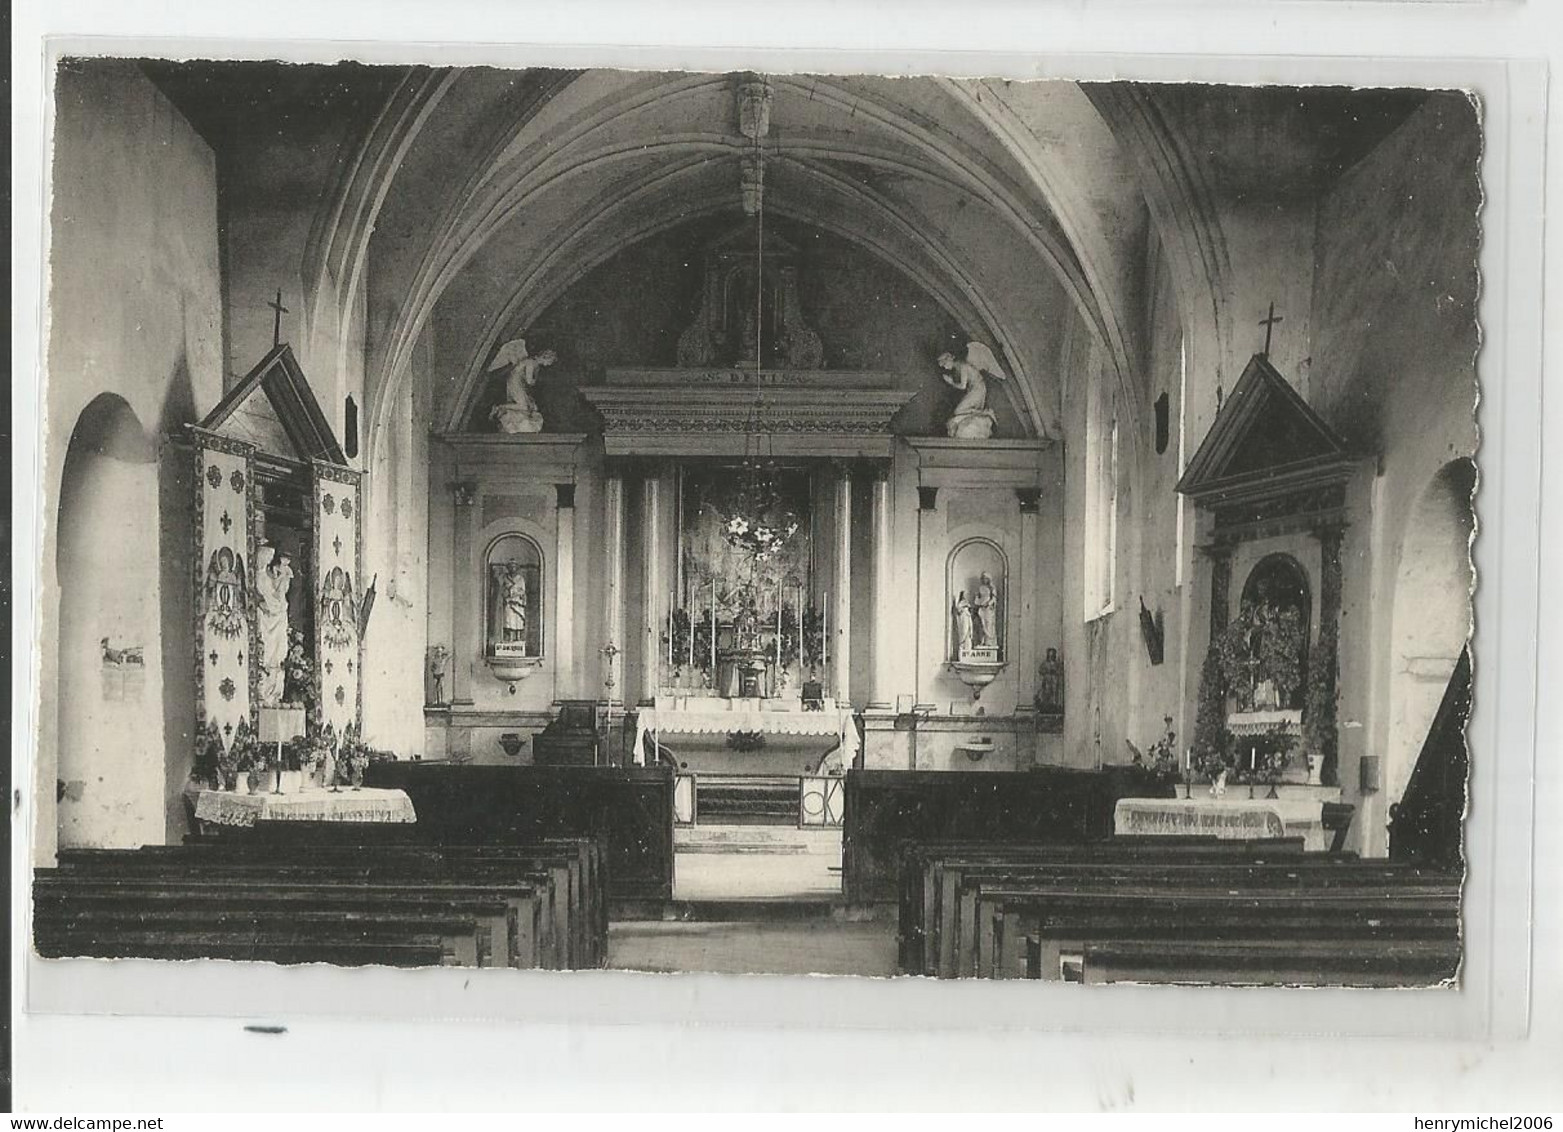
[695,775,799,825]
[675,824,840,855]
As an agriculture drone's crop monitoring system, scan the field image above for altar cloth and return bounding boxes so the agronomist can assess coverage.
[193,786,417,828]
[1114,796,1327,850]
[635,700,858,766]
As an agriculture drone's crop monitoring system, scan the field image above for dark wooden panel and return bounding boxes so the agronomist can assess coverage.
[842,767,1162,903]
[366,762,675,901]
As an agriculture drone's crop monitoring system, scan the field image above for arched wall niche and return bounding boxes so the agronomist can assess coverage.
[55,394,169,849]
[1385,458,1475,808]
[1238,551,1313,712]
[485,532,545,663]
[947,536,1008,664]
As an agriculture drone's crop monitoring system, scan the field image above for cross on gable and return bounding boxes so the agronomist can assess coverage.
[1177,352,1353,509]
[1259,302,1284,357]
[268,290,289,348]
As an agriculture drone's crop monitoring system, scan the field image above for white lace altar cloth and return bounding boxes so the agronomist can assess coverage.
[1113,796,1327,850]
[634,698,858,767]
[194,787,416,828]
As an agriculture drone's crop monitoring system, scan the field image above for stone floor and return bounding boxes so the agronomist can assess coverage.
[673,825,843,901]
[606,919,899,977]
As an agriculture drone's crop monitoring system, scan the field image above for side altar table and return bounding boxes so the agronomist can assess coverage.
[1114,795,1329,851]
[193,787,417,830]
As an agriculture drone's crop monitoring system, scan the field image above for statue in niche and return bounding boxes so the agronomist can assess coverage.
[253,544,294,706]
[779,269,824,369]
[500,564,528,648]
[677,290,719,367]
[972,571,999,650]
[486,337,555,433]
[938,340,1008,440]
[953,591,975,657]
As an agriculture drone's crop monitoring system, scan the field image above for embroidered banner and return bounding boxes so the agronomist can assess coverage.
[313,462,363,742]
[193,433,256,751]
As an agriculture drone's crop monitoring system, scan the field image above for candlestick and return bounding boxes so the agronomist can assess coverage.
[775,586,783,671]
[823,591,829,675]
[710,578,717,676]
[667,591,673,668]
[797,583,804,677]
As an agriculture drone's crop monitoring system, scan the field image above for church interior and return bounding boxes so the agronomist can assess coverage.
[31,59,1478,982]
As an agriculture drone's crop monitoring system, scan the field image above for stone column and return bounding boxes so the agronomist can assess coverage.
[870,469,894,708]
[832,466,853,703]
[640,472,663,704]
[450,481,478,706]
[603,472,626,703]
[554,483,576,699]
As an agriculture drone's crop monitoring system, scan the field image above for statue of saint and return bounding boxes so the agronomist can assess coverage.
[487,337,556,434]
[501,566,527,646]
[953,591,975,658]
[972,571,999,650]
[253,545,293,706]
[937,341,1008,440]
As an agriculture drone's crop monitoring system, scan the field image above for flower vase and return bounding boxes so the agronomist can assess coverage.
[350,761,365,790]
[1266,781,1280,800]
[246,771,264,795]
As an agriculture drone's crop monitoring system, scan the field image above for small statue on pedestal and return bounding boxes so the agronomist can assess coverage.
[428,644,450,706]
[487,336,556,434]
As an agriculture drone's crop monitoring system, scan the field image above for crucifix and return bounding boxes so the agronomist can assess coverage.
[268,290,289,348]
[1259,302,1284,357]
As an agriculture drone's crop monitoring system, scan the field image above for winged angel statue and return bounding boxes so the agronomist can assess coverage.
[937,341,1008,440]
[488,336,556,434]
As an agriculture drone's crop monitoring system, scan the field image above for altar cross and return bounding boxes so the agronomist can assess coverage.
[1259,302,1284,357]
[268,290,289,348]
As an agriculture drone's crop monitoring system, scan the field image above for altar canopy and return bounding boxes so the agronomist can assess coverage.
[189,344,364,753]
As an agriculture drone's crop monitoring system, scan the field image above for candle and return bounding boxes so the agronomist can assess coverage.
[710,578,717,675]
[823,591,829,674]
[667,592,673,667]
[775,583,783,671]
[797,583,804,674]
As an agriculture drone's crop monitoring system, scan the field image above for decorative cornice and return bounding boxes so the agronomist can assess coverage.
[580,381,914,457]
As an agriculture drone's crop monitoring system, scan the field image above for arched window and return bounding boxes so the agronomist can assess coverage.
[485,534,544,660]
[1084,353,1119,620]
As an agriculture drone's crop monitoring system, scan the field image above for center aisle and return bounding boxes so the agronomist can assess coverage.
[605,824,899,977]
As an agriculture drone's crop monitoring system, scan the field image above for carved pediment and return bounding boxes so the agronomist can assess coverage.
[1177,353,1354,510]
[198,344,347,467]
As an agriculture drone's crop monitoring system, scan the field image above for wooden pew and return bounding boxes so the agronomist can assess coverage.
[55,837,610,969]
[980,886,1460,980]
[94,848,579,969]
[35,874,522,968]
[365,762,674,902]
[898,839,1311,976]
[46,853,568,969]
[843,768,1170,903]
[1076,938,1461,986]
[895,839,1460,983]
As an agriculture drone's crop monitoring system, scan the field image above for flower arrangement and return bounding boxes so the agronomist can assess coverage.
[726,730,766,753]
[1191,646,1235,783]
[1141,716,1180,778]
[193,721,225,788]
[282,627,314,707]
